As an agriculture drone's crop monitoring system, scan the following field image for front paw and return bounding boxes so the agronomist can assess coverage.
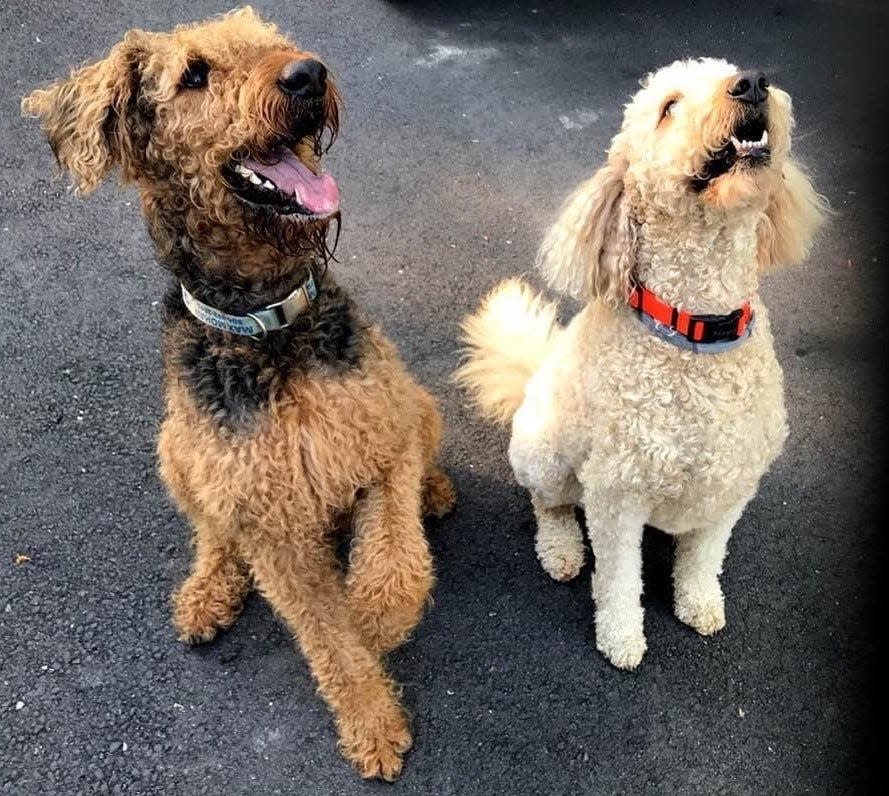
[536,542,584,582]
[595,610,647,670]
[171,577,244,645]
[674,587,726,636]
[339,705,413,781]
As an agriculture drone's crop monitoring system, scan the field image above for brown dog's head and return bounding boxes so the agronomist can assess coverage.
[22,7,341,283]
[537,58,828,304]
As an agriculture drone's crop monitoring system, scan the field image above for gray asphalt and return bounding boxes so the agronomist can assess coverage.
[1,1,883,794]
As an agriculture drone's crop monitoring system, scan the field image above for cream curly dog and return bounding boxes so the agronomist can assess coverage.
[457,58,827,670]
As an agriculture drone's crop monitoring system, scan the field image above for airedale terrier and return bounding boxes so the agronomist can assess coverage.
[23,7,454,780]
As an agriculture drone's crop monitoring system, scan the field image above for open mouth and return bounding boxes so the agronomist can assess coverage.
[691,113,771,190]
[223,141,339,218]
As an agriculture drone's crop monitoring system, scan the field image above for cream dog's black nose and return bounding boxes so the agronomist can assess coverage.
[728,71,769,104]
[278,59,327,98]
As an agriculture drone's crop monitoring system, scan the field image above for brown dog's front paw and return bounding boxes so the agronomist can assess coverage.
[171,577,245,645]
[339,706,413,781]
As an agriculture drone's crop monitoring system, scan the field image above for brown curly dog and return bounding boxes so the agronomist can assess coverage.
[22,6,454,781]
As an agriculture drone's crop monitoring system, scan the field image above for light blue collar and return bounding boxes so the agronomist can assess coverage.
[181,271,318,339]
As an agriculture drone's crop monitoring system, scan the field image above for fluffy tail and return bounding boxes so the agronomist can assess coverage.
[454,278,560,424]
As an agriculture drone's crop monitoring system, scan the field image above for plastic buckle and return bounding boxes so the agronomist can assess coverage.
[690,308,743,343]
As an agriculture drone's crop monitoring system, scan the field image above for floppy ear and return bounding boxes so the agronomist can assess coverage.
[536,150,633,304]
[21,32,148,195]
[757,160,829,270]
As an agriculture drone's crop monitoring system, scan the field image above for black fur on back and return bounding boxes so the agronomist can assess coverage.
[162,267,364,432]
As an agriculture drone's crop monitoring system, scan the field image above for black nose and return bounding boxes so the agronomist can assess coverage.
[277,58,327,99]
[728,71,769,104]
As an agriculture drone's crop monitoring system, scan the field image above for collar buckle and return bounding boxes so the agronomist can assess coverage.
[689,307,744,344]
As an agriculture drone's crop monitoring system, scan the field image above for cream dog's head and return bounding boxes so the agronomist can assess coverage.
[538,58,827,304]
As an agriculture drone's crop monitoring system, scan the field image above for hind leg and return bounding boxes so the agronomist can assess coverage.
[416,391,455,519]
[509,397,579,507]
[531,493,585,582]
[422,465,456,518]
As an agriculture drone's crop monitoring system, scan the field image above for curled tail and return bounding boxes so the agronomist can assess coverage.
[454,278,560,424]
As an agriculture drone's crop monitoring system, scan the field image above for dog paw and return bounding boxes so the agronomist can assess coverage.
[534,514,585,582]
[537,547,584,582]
[171,578,244,645]
[594,609,647,670]
[422,468,456,518]
[596,631,648,671]
[339,708,413,781]
[675,591,726,636]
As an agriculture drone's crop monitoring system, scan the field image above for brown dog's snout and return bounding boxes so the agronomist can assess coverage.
[728,71,769,104]
[277,58,327,99]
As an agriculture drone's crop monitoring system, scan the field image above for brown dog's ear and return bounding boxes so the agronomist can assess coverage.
[757,160,829,270]
[536,147,633,304]
[21,32,148,195]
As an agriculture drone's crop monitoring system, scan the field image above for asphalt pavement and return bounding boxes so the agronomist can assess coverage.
[1,1,884,793]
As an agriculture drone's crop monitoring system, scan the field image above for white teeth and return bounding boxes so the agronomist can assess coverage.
[292,188,302,205]
[730,129,769,154]
[248,172,262,185]
[262,180,275,190]
[235,164,253,178]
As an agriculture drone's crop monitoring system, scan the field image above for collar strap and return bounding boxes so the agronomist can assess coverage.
[181,271,318,339]
[628,283,754,353]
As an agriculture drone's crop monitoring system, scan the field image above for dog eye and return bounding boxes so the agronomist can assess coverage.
[181,59,210,89]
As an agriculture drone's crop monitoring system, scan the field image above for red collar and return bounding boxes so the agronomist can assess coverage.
[628,283,753,346]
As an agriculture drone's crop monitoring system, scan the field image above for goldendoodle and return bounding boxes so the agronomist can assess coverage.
[457,58,826,670]
[23,7,454,780]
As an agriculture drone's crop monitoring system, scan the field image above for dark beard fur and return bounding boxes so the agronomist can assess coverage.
[240,206,341,259]
[162,270,365,432]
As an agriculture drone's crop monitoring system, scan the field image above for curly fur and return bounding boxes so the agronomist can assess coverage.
[457,58,827,670]
[23,7,454,780]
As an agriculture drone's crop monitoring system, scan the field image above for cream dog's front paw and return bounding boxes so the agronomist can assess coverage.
[674,586,726,636]
[595,609,647,670]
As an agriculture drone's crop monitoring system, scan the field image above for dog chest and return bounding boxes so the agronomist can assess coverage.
[159,362,423,533]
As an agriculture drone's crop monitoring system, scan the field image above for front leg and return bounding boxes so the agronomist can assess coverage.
[672,504,744,636]
[345,452,435,654]
[158,419,251,644]
[585,493,648,670]
[243,532,411,781]
[172,531,251,644]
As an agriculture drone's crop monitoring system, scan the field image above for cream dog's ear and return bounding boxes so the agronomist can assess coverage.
[536,148,633,304]
[21,31,149,195]
[757,160,829,270]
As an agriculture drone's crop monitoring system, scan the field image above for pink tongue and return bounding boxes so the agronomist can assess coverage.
[244,148,339,215]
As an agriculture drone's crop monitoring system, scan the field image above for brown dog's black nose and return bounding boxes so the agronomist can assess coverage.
[278,59,327,99]
[728,71,769,104]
